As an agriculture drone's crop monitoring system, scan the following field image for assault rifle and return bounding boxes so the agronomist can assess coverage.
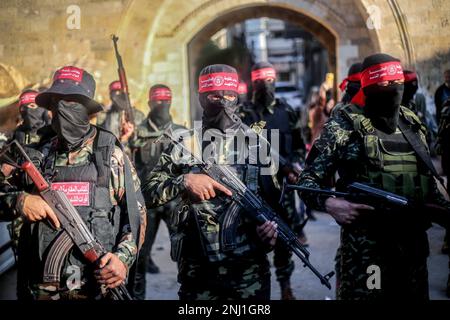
[111,34,136,140]
[0,140,133,300]
[156,128,335,289]
[280,182,410,209]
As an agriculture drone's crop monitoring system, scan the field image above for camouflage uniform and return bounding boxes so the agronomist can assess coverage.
[142,124,280,300]
[128,118,186,299]
[298,104,450,300]
[0,127,147,300]
[240,99,305,293]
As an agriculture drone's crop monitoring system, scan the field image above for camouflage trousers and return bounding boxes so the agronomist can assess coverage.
[273,192,301,283]
[178,257,271,300]
[131,202,177,300]
[337,226,430,300]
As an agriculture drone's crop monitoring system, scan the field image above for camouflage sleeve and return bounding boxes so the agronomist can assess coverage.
[141,144,186,208]
[110,146,147,267]
[297,114,354,211]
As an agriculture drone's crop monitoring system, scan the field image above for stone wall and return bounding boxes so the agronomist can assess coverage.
[0,0,449,130]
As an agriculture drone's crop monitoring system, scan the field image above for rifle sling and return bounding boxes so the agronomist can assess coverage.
[398,118,448,195]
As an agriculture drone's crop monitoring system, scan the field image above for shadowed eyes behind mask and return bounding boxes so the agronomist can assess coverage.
[200,93,240,132]
[253,80,275,109]
[20,106,47,131]
[52,100,92,151]
[149,101,172,127]
[110,92,128,111]
[363,83,404,134]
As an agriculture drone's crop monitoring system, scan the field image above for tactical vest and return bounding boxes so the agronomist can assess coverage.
[180,128,269,263]
[38,128,121,282]
[341,104,432,201]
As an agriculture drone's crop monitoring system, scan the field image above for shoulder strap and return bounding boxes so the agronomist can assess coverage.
[93,127,115,188]
[341,104,374,135]
[398,116,448,195]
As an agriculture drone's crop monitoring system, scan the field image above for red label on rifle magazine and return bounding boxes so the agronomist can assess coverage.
[51,182,90,206]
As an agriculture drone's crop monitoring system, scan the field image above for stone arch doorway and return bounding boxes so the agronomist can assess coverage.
[118,0,381,127]
[187,4,339,123]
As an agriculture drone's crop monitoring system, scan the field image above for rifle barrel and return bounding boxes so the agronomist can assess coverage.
[285,184,349,198]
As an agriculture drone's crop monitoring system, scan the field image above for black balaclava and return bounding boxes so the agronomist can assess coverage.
[20,105,48,131]
[149,84,172,127]
[51,100,93,151]
[18,90,49,131]
[252,62,276,110]
[402,70,418,106]
[362,54,404,134]
[199,64,240,132]
[110,90,128,112]
[342,63,362,104]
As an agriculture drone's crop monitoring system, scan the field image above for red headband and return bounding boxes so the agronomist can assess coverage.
[150,87,172,101]
[361,61,404,88]
[54,66,83,82]
[338,72,362,92]
[351,61,404,107]
[404,72,418,83]
[198,72,239,93]
[19,92,38,107]
[238,82,248,95]
[109,81,122,91]
[251,68,276,82]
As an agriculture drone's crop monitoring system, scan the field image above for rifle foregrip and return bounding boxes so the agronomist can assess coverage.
[22,161,49,192]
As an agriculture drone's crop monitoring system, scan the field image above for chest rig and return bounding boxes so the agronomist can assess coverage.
[341,104,432,201]
[182,128,264,263]
[38,128,121,281]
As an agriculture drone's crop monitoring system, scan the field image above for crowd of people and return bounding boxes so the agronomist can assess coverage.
[0,51,449,301]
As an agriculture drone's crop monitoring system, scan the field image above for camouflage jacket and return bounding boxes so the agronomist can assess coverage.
[142,123,280,263]
[130,118,187,174]
[298,104,450,213]
[0,128,147,268]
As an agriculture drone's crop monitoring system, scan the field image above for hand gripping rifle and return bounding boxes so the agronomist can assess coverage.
[111,34,136,140]
[156,129,335,289]
[0,140,133,300]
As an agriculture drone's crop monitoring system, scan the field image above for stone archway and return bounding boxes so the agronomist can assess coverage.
[118,0,383,126]
[186,4,340,122]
